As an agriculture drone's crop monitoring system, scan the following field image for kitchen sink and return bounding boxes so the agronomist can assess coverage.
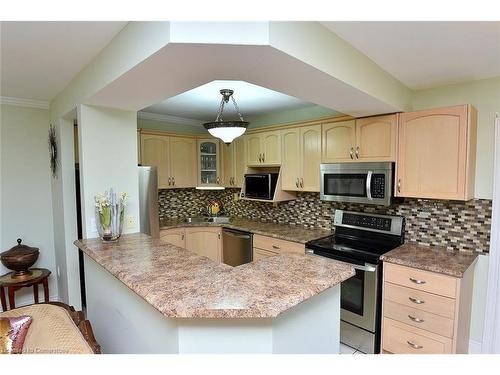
[184,216,230,224]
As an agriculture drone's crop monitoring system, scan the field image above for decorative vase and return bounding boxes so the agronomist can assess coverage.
[94,189,127,242]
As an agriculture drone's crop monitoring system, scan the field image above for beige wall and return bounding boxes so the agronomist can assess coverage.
[0,104,58,309]
[412,76,500,199]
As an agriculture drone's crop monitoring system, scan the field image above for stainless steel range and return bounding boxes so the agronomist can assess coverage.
[306,210,405,354]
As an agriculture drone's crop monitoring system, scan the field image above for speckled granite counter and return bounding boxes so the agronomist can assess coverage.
[380,242,478,278]
[75,233,354,319]
[160,217,332,244]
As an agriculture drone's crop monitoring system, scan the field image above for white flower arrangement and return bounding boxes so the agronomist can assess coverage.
[94,189,128,241]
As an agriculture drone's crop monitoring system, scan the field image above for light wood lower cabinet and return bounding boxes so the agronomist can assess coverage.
[160,228,186,248]
[252,234,305,262]
[185,227,222,263]
[382,262,476,354]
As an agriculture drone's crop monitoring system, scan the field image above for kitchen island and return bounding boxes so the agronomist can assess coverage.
[75,233,354,354]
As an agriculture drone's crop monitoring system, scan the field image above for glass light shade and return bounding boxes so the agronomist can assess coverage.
[207,126,246,144]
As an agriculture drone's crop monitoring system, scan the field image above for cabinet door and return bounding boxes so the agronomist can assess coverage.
[160,228,185,248]
[185,227,222,263]
[221,142,234,187]
[170,137,197,188]
[397,105,470,200]
[233,137,246,188]
[300,125,322,192]
[245,134,262,166]
[355,114,397,161]
[253,248,278,262]
[261,131,281,165]
[321,120,356,162]
[141,134,170,189]
[198,139,221,186]
[281,128,301,191]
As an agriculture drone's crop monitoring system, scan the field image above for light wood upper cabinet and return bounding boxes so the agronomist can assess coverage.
[160,228,186,248]
[322,120,356,162]
[221,137,246,188]
[170,137,197,188]
[355,114,397,161]
[281,128,301,191]
[141,134,170,189]
[396,105,477,201]
[245,130,281,166]
[185,227,222,263]
[282,125,322,192]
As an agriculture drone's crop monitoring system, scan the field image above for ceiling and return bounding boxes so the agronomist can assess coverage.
[0,21,127,101]
[141,80,316,121]
[322,21,500,89]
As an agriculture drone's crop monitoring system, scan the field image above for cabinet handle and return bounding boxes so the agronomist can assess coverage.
[407,341,423,350]
[296,178,299,188]
[216,176,220,184]
[409,297,425,304]
[397,179,401,193]
[355,146,359,159]
[300,178,304,188]
[349,147,354,159]
[181,234,185,240]
[168,177,172,186]
[262,153,265,163]
[409,277,426,285]
[408,314,425,323]
[272,245,280,250]
[172,177,175,186]
[218,233,221,239]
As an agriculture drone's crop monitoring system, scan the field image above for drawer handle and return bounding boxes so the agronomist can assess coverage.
[409,277,426,285]
[272,245,280,250]
[408,314,425,323]
[409,297,425,304]
[407,340,423,350]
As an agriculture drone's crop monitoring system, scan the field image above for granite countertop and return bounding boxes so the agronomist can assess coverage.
[380,242,478,278]
[75,233,354,319]
[160,217,332,244]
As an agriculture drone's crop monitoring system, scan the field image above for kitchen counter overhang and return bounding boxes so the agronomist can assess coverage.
[74,233,354,319]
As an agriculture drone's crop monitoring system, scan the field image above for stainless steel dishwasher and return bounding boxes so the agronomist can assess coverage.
[222,228,253,266]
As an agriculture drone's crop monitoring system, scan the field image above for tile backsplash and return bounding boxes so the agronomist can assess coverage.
[158,188,492,253]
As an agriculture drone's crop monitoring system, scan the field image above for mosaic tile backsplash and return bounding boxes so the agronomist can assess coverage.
[158,189,492,253]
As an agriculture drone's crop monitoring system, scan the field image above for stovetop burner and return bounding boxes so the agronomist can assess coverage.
[306,210,405,265]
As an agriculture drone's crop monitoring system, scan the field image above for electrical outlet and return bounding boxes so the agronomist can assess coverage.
[233,193,240,201]
[126,215,136,229]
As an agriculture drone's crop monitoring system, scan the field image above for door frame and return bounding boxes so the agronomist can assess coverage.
[482,115,500,353]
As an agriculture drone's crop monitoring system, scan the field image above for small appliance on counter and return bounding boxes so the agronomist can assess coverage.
[306,210,405,354]
[320,162,394,206]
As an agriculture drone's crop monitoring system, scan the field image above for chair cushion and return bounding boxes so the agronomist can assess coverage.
[0,315,32,354]
[0,304,94,354]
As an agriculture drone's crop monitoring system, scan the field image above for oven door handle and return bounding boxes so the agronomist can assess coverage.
[305,249,377,272]
[366,171,373,200]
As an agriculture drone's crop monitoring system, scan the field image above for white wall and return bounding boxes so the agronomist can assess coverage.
[77,105,140,238]
[0,104,58,309]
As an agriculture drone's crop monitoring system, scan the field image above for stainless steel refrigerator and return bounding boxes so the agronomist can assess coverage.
[138,166,160,238]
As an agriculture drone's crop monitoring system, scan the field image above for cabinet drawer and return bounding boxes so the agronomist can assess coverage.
[383,318,453,354]
[384,263,457,298]
[253,235,305,255]
[384,282,456,319]
[384,300,454,338]
[253,248,278,261]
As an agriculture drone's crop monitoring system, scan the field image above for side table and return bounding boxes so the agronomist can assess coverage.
[0,268,51,311]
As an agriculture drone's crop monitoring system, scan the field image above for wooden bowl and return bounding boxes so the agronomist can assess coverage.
[1,239,39,278]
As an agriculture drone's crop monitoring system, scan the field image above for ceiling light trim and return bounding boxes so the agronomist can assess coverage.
[0,96,50,110]
[137,111,202,127]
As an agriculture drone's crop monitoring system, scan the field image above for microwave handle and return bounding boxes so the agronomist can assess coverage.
[366,171,373,200]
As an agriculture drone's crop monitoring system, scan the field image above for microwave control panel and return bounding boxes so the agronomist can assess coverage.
[370,174,386,198]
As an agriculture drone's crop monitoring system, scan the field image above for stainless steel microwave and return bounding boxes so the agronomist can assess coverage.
[242,173,279,200]
[320,162,393,206]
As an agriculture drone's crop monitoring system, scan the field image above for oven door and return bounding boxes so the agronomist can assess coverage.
[340,263,379,333]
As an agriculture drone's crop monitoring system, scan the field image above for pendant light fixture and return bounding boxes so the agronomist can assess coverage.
[203,89,249,144]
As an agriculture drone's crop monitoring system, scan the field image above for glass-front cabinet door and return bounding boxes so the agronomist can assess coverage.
[197,139,221,187]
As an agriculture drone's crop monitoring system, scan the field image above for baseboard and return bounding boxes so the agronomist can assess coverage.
[469,339,482,354]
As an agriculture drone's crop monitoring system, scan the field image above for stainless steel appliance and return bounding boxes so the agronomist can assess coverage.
[138,166,160,238]
[320,162,393,206]
[242,173,279,200]
[306,210,404,353]
[222,228,253,266]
